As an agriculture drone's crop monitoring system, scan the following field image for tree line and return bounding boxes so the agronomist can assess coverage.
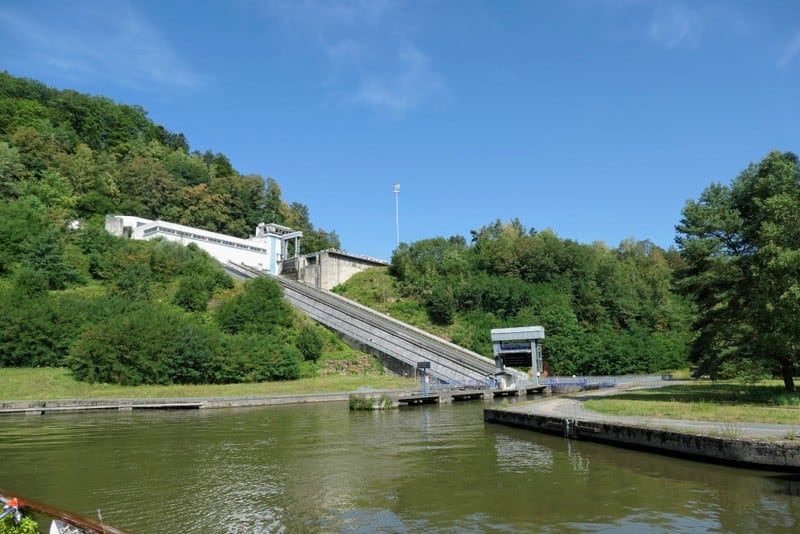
[389,223,693,376]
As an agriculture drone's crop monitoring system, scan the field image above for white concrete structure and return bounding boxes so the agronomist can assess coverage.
[105,215,302,274]
[282,249,389,290]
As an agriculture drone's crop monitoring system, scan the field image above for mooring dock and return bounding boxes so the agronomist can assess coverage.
[396,385,546,406]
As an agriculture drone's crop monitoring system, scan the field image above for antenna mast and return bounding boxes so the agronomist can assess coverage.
[393,183,400,247]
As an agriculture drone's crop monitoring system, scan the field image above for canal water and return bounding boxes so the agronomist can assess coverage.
[1,399,798,533]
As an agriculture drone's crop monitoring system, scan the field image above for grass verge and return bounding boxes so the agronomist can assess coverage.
[0,367,418,401]
[583,381,800,425]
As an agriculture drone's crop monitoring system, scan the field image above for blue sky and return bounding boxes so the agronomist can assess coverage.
[2,1,798,260]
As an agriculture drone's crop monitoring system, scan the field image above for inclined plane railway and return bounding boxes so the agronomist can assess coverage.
[225,263,522,385]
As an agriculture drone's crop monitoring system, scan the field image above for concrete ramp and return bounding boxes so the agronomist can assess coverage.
[226,263,524,385]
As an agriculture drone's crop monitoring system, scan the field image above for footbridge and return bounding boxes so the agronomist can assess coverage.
[226,263,526,385]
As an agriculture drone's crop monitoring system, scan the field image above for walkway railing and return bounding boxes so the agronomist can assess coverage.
[541,376,617,389]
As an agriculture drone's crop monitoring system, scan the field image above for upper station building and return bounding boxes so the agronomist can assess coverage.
[105,215,302,274]
[105,215,388,287]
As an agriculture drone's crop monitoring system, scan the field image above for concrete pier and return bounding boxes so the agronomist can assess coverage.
[484,383,800,472]
[389,386,548,406]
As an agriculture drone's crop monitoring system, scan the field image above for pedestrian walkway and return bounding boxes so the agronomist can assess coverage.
[507,380,798,440]
[485,380,800,471]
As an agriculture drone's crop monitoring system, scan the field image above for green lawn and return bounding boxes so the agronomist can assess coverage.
[584,381,800,425]
[0,368,418,401]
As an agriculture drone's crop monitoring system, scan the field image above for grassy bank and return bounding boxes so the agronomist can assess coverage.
[584,381,800,425]
[0,368,418,401]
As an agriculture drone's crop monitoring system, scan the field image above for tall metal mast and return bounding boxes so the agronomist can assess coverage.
[393,183,400,247]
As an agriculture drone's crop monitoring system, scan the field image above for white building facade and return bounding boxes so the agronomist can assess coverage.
[105,215,302,274]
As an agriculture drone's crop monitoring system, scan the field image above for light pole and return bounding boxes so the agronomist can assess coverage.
[393,183,400,247]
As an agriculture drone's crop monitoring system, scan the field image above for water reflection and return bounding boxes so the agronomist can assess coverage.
[565,440,590,477]
[494,433,553,473]
[0,401,798,532]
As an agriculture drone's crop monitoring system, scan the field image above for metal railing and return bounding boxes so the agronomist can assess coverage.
[541,376,617,389]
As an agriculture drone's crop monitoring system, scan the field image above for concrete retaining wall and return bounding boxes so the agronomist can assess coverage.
[484,408,800,472]
[295,250,388,290]
[0,394,352,414]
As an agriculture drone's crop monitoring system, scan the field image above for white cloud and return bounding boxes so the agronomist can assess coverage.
[779,32,800,68]
[0,2,202,92]
[351,45,445,118]
[258,0,445,117]
[646,2,703,48]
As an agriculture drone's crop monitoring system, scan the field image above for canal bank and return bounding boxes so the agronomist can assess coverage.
[485,382,800,472]
[0,392,358,414]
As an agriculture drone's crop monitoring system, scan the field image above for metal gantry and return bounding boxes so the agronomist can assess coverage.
[491,326,545,388]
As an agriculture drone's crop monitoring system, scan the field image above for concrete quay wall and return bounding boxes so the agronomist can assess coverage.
[0,393,352,414]
[484,408,800,472]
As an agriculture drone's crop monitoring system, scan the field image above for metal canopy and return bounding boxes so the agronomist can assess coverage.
[490,326,545,342]
[491,326,545,387]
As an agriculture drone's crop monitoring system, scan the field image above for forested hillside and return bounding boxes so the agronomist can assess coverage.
[0,72,339,251]
[0,72,348,385]
[336,221,694,376]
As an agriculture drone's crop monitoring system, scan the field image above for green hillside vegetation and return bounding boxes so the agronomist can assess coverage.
[334,223,694,376]
[1,72,797,393]
[336,150,800,393]
[0,72,358,386]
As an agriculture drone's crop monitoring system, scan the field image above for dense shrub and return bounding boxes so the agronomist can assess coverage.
[215,276,292,334]
[296,323,323,362]
[217,333,301,383]
[68,303,219,385]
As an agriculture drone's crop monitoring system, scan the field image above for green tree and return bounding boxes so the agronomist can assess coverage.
[172,250,233,312]
[0,141,24,198]
[676,151,800,392]
[262,177,285,224]
[284,201,341,253]
[0,197,48,274]
[217,333,301,382]
[427,282,456,325]
[21,227,83,290]
[116,154,180,219]
[68,303,219,385]
[0,289,57,366]
[215,276,293,335]
[296,323,323,362]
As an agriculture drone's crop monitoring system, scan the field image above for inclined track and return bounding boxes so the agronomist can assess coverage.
[225,263,521,384]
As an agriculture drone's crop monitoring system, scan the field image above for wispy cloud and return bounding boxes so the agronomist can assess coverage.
[646,2,703,48]
[779,31,800,68]
[264,0,398,31]
[0,2,202,92]
[583,0,750,50]
[351,45,445,118]
[258,0,445,118]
